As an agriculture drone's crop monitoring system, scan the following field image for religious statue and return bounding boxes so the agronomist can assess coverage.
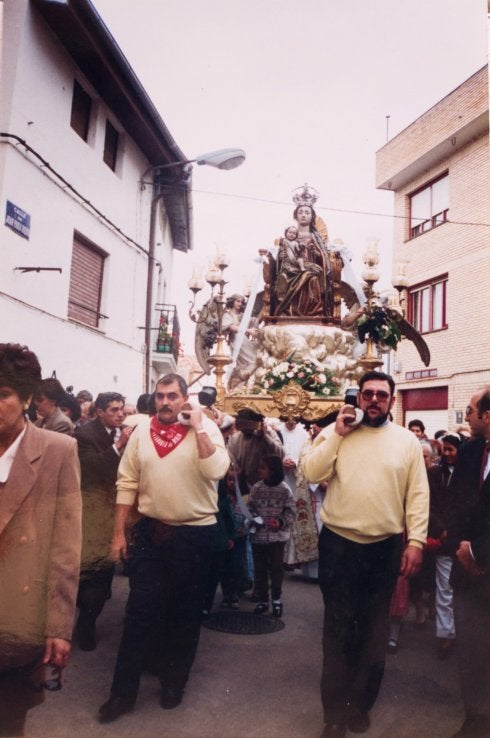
[194,291,260,390]
[260,185,343,324]
[222,294,260,388]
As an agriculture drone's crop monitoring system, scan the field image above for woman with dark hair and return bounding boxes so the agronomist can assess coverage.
[428,432,463,658]
[0,344,81,736]
[34,378,74,435]
[59,392,82,425]
[248,454,296,618]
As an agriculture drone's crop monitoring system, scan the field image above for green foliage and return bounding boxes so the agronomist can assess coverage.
[357,307,402,351]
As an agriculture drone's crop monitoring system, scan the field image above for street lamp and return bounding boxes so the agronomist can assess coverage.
[143,148,245,391]
[139,148,246,189]
[188,254,232,402]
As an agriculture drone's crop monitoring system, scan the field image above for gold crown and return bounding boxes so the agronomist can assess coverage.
[292,183,319,208]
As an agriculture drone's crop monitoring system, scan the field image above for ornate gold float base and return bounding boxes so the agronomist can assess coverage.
[221,381,343,422]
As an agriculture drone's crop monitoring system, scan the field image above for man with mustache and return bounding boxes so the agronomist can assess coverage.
[98,373,229,723]
[303,371,429,738]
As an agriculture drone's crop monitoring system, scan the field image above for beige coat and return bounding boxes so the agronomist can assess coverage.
[0,422,82,669]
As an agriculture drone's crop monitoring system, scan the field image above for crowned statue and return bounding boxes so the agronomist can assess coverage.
[260,185,344,323]
[194,184,366,394]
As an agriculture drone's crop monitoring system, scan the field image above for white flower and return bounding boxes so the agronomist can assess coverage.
[318,373,327,384]
[286,371,294,378]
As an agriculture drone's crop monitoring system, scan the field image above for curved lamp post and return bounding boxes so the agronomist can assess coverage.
[144,148,245,391]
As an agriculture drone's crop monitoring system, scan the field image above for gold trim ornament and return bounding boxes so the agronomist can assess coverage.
[222,382,343,422]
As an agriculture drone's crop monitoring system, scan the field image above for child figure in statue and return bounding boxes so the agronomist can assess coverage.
[279,225,305,273]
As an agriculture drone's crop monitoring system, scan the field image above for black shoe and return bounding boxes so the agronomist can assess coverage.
[348,709,370,734]
[254,602,269,615]
[98,695,135,723]
[436,637,455,660]
[160,687,184,709]
[76,616,96,651]
[272,602,283,618]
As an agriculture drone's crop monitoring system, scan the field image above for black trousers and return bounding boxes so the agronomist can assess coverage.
[252,541,286,602]
[77,562,115,619]
[110,518,216,701]
[453,575,490,724]
[318,526,402,724]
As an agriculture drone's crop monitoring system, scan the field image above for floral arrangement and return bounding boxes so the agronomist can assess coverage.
[357,307,402,351]
[254,358,341,397]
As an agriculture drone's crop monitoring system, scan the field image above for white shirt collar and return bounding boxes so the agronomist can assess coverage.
[0,425,27,483]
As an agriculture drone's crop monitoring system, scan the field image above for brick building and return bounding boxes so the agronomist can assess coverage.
[376,66,490,436]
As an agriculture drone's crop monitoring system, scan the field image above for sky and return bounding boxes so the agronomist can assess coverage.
[93,0,488,352]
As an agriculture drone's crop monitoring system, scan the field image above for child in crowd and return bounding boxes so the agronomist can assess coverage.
[248,454,296,618]
[224,466,252,603]
[203,476,236,616]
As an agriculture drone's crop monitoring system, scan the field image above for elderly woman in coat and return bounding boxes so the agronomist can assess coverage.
[0,343,82,736]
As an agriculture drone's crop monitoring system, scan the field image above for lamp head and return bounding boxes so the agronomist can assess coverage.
[195,148,246,170]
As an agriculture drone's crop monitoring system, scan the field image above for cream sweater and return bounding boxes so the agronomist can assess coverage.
[302,423,429,548]
[116,416,229,526]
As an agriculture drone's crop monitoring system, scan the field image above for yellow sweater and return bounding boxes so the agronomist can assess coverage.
[116,416,229,526]
[302,423,429,548]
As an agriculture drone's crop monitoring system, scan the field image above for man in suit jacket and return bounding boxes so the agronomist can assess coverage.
[448,388,490,738]
[0,342,82,736]
[74,392,132,650]
[34,378,74,435]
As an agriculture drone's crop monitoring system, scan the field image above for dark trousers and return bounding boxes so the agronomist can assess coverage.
[252,541,286,602]
[204,548,234,610]
[77,563,115,619]
[231,536,251,593]
[110,518,216,701]
[453,576,490,723]
[318,527,402,724]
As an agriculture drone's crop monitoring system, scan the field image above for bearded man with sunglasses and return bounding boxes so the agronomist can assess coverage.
[303,371,429,738]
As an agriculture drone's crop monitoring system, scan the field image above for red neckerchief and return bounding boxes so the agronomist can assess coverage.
[150,416,189,458]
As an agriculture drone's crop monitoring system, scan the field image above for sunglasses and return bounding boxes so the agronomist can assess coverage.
[360,390,390,402]
[28,665,62,692]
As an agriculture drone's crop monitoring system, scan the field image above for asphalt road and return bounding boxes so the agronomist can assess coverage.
[26,570,463,738]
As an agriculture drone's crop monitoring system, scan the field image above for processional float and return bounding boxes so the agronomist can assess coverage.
[190,185,430,421]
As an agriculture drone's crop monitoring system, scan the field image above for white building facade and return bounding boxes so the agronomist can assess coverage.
[0,0,191,400]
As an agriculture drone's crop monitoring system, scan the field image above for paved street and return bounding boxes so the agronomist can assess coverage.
[27,570,463,738]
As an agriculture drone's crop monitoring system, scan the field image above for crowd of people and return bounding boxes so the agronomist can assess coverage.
[1,342,489,738]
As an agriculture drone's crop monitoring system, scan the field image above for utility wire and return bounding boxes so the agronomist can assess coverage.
[189,187,490,228]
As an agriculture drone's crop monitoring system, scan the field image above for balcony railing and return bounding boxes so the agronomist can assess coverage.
[155,304,180,363]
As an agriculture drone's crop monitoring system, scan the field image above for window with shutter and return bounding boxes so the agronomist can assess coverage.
[68,235,105,327]
[103,120,119,171]
[70,81,92,141]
